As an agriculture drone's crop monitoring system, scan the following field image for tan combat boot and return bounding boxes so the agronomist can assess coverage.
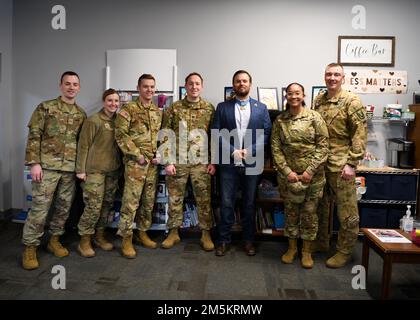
[94,230,113,251]
[78,235,95,258]
[301,240,314,269]
[47,235,69,257]
[281,238,298,264]
[136,230,157,249]
[200,230,215,251]
[161,228,180,249]
[311,240,330,253]
[22,245,39,270]
[326,252,351,268]
[121,235,136,259]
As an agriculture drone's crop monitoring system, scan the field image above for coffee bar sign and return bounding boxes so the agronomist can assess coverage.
[338,36,395,67]
[343,69,407,94]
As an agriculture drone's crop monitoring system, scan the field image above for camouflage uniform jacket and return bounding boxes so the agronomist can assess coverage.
[76,109,121,174]
[313,89,367,172]
[115,99,163,163]
[162,98,214,165]
[25,97,87,172]
[271,108,329,177]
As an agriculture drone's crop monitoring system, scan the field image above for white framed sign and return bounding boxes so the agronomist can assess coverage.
[338,36,395,67]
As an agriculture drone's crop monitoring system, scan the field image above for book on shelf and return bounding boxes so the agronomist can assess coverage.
[181,203,199,228]
[256,208,275,234]
[264,211,274,228]
[367,228,411,243]
[182,210,192,228]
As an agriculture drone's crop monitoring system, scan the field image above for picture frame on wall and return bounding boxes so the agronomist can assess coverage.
[281,87,287,111]
[414,92,420,104]
[179,86,187,100]
[224,86,234,101]
[311,86,327,109]
[257,87,280,110]
[338,36,395,67]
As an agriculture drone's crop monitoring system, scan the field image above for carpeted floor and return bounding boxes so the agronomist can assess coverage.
[0,221,419,300]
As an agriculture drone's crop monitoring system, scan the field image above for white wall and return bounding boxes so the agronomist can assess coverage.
[0,0,13,212]
[7,0,420,209]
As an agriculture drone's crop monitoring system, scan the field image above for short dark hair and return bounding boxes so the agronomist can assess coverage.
[138,74,155,86]
[60,71,80,84]
[326,62,344,70]
[185,72,203,84]
[102,88,119,101]
[285,82,306,110]
[232,70,252,84]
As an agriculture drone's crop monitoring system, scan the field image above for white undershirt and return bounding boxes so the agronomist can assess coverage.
[234,99,251,165]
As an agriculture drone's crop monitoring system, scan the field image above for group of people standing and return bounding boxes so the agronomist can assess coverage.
[21,63,367,273]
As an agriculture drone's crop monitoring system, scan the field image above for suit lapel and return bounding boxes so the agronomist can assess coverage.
[246,98,258,130]
[227,100,237,129]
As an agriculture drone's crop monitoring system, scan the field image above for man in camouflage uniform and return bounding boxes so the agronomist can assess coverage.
[161,72,216,251]
[313,63,367,268]
[76,89,121,257]
[271,82,329,269]
[115,74,163,258]
[22,71,87,270]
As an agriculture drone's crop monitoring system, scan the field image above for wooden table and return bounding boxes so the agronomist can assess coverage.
[361,228,420,299]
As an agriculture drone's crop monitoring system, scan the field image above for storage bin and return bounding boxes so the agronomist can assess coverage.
[387,208,406,229]
[364,174,391,200]
[360,207,387,228]
[390,175,417,200]
[273,211,285,228]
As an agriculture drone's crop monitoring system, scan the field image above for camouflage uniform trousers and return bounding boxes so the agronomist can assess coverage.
[166,164,213,230]
[316,172,359,255]
[281,172,326,240]
[117,160,158,237]
[77,171,119,235]
[22,169,76,246]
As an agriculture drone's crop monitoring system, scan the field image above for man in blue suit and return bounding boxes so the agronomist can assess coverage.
[212,70,272,256]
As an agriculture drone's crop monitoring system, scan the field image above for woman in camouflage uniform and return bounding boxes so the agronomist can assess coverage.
[76,89,121,257]
[271,83,329,268]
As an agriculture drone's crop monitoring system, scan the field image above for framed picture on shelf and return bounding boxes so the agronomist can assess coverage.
[311,86,327,109]
[224,86,234,101]
[156,183,166,198]
[338,35,395,67]
[179,86,187,100]
[281,87,287,111]
[257,87,280,110]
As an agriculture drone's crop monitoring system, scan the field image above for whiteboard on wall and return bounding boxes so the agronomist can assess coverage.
[106,49,176,92]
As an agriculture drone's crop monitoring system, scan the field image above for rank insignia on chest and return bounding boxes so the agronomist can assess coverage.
[68,119,73,125]
[104,123,111,130]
